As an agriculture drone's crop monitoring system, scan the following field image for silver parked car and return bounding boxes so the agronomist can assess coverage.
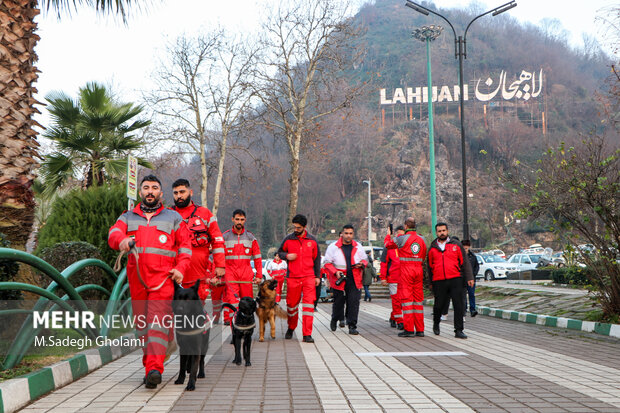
[506,253,543,272]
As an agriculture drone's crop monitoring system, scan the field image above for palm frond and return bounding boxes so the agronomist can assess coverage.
[40,152,76,197]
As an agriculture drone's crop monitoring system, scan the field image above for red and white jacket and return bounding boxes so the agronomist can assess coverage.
[172,202,225,287]
[266,258,287,280]
[323,238,368,290]
[108,204,192,289]
[222,227,262,282]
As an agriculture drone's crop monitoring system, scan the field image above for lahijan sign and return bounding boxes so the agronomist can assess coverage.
[380,69,543,105]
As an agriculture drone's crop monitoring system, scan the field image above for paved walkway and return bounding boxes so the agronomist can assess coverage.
[21,300,620,412]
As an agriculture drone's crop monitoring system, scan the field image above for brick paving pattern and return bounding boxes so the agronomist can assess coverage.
[20,299,620,412]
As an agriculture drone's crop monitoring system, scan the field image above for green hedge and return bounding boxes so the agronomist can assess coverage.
[551,266,591,286]
[36,184,127,266]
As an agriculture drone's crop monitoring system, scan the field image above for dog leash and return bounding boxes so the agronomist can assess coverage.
[113,240,171,291]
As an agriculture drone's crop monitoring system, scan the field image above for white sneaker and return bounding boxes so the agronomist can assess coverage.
[440,315,447,321]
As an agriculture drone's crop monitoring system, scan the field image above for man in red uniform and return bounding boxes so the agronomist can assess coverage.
[426,222,474,339]
[221,209,262,324]
[384,217,427,338]
[108,175,192,389]
[380,225,404,330]
[171,178,226,312]
[266,252,287,302]
[278,214,321,343]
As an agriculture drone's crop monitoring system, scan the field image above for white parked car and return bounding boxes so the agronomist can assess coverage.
[476,254,517,280]
[506,253,543,272]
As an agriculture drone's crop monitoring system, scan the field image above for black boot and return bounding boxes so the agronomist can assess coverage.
[433,323,440,335]
[285,328,294,339]
[455,330,467,339]
[390,319,396,328]
[398,330,415,337]
[330,319,337,331]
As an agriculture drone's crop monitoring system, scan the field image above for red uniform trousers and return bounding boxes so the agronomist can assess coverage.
[129,278,175,376]
[398,264,425,333]
[286,276,316,336]
[223,280,254,324]
[274,274,285,303]
[209,283,225,322]
[389,283,403,323]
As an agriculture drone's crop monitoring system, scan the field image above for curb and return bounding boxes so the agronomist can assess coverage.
[422,298,620,339]
[476,306,620,338]
[0,334,139,413]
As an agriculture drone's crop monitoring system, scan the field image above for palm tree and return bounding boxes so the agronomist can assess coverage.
[40,82,151,196]
[0,0,138,249]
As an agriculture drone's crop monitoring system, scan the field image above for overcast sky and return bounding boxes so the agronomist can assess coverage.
[33,0,617,132]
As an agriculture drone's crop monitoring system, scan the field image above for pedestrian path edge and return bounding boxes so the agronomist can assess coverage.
[422,298,619,339]
[0,333,139,413]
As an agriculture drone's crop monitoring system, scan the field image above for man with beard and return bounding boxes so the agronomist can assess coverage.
[221,209,262,325]
[277,214,321,343]
[323,224,368,335]
[426,222,474,339]
[171,179,226,315]
[108,174,192,389]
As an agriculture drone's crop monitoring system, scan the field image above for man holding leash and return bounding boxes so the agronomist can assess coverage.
[108,174,192,389]
[171,179,226,304]
[278,214,321,343]
[323,224,368,335]
[221,209,262,325]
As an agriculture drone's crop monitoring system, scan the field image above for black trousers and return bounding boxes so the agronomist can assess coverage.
[433,277,465,332]
[331,279,361,328]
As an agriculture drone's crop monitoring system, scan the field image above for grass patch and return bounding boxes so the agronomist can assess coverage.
[0,355,74,381]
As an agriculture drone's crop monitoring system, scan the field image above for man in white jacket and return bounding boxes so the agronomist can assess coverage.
[323,225,368,335]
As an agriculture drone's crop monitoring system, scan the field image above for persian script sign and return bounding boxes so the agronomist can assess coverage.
[380,69,543,105]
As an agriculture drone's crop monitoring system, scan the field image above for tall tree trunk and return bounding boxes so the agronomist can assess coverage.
[212,130,228,216]
[0,0,42,250]
[287,150,300,225]
[199,136,208,208]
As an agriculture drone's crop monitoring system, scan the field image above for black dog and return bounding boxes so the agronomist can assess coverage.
[172,280,211,391]
[222,297,256,366]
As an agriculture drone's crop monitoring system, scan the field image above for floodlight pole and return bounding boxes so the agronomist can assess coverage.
[405,0,517,240]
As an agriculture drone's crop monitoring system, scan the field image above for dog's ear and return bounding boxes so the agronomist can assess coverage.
[174,281,181,292]
[192,279,200,292]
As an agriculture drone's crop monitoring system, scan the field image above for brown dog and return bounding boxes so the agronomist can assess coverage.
[256,279,287,341]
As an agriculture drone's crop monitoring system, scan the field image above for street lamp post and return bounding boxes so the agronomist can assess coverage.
[405,0,517,240]
[363,179,372,246]
[412,25,443,233]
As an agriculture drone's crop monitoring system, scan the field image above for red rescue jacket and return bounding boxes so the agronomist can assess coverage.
[380,247,401,283]
[384,230,427,268]
[108,204,192,289]
[277,230,321,278]
[172,202,226,287]
[426,237,474,282]
[222,227,262,282]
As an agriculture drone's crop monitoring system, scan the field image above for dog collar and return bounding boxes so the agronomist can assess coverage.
[232,322,255,330]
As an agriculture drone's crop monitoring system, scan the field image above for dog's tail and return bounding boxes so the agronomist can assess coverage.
[221,303,238,314]
[274,303,288,319]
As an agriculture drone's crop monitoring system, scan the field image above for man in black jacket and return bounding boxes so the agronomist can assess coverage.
[462,240,479,317]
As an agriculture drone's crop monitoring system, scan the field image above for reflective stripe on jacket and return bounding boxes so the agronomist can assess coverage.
[108,204,192,288]
[222,228,262,281]
[172,202,226,284]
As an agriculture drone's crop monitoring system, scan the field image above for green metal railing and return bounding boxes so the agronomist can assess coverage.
[0,248,130,370]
